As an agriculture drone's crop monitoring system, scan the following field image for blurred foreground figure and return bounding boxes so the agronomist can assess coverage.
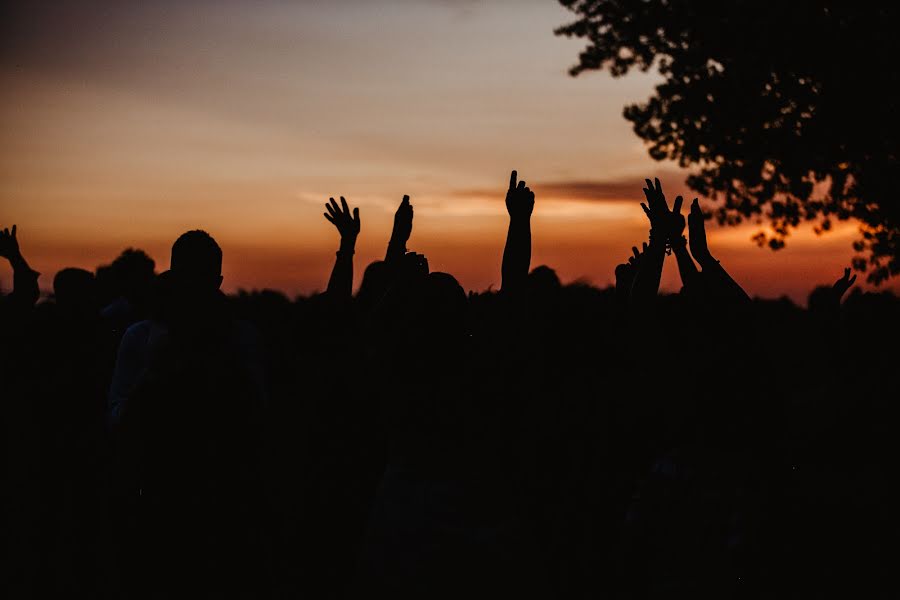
[109,230,269,598]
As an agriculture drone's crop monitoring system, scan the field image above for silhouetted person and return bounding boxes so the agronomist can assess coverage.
[356,173,547,599]
[109,230,268,598]
[99,248,156,338]
[53,268,98,316]
[354,194,414,314]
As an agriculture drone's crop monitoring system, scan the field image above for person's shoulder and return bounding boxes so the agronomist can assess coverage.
[121,319,163,348]
[123,319,152,337]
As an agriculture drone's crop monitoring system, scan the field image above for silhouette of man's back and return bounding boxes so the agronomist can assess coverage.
[109,231,268,597]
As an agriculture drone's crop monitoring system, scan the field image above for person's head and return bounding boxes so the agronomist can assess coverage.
[356,260,390,308]
[419,272,468,337]
[528,265,561,294]
[53,267,98,314]
[111,248,156,302]
[170,230,222,292]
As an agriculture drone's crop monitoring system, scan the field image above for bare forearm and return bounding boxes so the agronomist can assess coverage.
[630,236,666,302]
[698,255,750,304]
[501,218,531,293]
[385,236,406,264]
[672,241,699,291]
[326,238,356,299]
[6,252,39,307]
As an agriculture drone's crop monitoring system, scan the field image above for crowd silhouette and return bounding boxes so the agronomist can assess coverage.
[2,174,896,599]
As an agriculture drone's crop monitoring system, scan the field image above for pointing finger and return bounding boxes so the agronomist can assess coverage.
[509,170,518,191]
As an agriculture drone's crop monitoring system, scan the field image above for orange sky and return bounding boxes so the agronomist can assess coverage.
[0,1,892,304]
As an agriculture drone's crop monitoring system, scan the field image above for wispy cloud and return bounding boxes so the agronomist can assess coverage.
[454,172,694,203]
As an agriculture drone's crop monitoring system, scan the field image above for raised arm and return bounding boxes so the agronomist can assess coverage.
[688,199,750,305]
[323,197,360,300]
[615,242,646,309]
[0,224,40,309]
[630,178,671,303]
[385,195,413,264]
[501,170,535,294]
[667,196,700,293]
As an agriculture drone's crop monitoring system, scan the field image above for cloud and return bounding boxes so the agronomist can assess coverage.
[454,172,694,203]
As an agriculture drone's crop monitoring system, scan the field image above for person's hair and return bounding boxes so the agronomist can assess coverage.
[53,267,96,307]
[170,230,222,279]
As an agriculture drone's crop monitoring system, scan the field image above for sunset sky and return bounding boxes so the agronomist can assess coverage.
[0,0,888,303]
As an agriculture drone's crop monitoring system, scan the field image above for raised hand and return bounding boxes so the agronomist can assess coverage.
[324,197,360,299]
[832,267,857,301]
[393,195,413,243]
[0,223,39,307]
[501,170,534,293]
[0,224,21,261]
[324,196,360,242]
[639,178,670,233]
[506,170,535,221]
[615,243,647,291]
[667,196,686,239]
[386,195,413,263]
[688,198,713,265]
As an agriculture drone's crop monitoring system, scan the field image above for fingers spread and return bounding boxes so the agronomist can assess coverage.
[340,196,350,215]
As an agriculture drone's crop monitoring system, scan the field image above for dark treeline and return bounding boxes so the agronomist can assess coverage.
[2,175,897,599]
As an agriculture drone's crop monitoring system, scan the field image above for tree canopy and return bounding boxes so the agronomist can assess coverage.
[556,1,900,283]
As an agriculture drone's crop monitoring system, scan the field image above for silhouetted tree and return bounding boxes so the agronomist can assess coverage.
[556,1,900,283]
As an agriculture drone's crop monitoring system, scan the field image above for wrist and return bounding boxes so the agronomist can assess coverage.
[339,236,357,254]
[387,235,407,248]
[697,254,719,269]
[9,252,27,270]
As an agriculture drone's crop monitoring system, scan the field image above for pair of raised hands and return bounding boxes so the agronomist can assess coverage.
[323,194,414,244]
[639,178,711,262]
